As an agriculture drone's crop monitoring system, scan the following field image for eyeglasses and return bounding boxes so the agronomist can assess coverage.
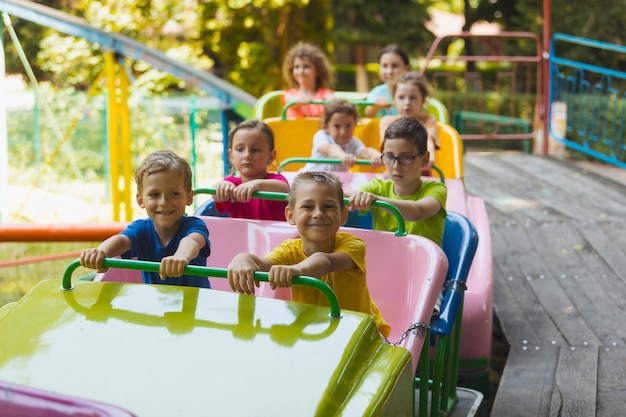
[380,153,421,166]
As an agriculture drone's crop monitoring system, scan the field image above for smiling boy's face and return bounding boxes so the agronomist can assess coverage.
[136,170,193,235]
[285,181,348,249]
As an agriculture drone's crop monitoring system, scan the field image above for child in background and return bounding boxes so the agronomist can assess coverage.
[281,42,335,119]
[302,99,384,172]
[213,120,289,221]
[349,117,447,247]
[379,72,440,176]
[364,45,411,118]
[227,171,391,338]
[80,150,211,288]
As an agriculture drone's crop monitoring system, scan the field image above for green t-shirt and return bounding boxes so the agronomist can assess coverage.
[359,179,447,246]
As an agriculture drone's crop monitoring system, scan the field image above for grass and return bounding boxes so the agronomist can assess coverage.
[0,242,98,308]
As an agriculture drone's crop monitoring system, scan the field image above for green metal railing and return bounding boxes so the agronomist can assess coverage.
[275,157,445,183]
[194,188,408,236]
[61,258,341,318]
[280,100,371,120]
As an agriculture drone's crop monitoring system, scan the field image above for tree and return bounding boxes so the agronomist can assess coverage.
[332,0,435,91]
[196,0,332,97]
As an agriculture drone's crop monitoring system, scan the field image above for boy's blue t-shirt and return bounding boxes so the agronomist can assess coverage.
[121,216,211,288]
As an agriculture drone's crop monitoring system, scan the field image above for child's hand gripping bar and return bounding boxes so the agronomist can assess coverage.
[194,188,408,237]
[61,258,342,319]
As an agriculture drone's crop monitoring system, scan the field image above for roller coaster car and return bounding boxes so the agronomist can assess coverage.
[253,90,450,124]
[251,93,490,390]
[255,91,462,179]
[0,215,449,416]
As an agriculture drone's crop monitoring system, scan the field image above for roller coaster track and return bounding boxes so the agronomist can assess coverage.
[0,0,257,115]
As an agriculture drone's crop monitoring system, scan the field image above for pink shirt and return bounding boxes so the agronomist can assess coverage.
[282,88,334,118]
[214,173,289,221]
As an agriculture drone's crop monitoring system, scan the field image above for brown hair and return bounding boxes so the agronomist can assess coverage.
[378,44,410,67]
[135,150,192,193]
[288,171,345,210]
[282,42,334,90]
[391,71,430,100]
[228,119,275,150]
[383,117,428,155]
[322,98,358,128]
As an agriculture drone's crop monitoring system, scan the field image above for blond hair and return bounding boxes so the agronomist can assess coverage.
[135,150,192,193]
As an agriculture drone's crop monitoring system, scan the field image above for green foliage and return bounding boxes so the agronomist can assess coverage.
[332,0,434,47]
[7,85,224,188]
[197,0,332,97]
[0,242,95,308]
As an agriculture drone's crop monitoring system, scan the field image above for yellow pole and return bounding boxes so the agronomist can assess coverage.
[118,63,133,222]
[104,51,134,221]
[104,52,120,221]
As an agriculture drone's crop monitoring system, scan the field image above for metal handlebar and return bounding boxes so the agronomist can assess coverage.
[194,188,408,236]
[280,100,372,120]
[61,258,342,319]
[275,157,445,184]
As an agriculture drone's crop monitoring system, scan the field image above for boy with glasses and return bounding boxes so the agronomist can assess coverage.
[349,117,447,246]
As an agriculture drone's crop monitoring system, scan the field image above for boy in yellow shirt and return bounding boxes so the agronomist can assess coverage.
[227,171,391,337]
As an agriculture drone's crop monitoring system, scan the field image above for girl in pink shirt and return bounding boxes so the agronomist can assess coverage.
[213,120,289,221]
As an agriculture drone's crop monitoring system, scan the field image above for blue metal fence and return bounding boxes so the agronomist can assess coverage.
[549,33,626,168]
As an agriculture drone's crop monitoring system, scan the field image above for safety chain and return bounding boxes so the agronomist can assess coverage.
[385,322,431,346]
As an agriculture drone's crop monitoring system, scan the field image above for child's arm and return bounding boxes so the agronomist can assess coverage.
[231,178,289,203]
[349,191,442,222]
[159,232,207,280]
[358,147,384,168]
[378,116,398,146]
[318,143,357,168]
[80,234,131,272]
[228,253,273,295]
[421,113,440,161]
[364,97,391,118]
[267,252,355,289]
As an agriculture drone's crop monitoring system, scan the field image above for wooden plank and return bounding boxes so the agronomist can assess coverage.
[469,154,592,221]
[492,261,539,345]
[596,220,626,253]
[508,155,626,222]
[525,221,607,346]
[549,346,598,417]
[463,152,626,417]
[490,345,559,417]
[537,220,626,345]
[597,347,626,417]
[464,154,556,223]
[579,221,626,284]
[497,220,591,346]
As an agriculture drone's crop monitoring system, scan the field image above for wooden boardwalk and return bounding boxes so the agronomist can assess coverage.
[462,152,626,417]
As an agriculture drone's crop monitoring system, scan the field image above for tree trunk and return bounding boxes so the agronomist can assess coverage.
[354,45,368,92]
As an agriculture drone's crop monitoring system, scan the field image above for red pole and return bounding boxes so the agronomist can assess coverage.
[0,223,127,242]
[542,0,551,155]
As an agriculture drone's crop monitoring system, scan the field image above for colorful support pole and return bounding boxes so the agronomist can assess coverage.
[104,51,133,222]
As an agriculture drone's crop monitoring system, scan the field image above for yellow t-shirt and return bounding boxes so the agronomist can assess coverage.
[266,232,391,337]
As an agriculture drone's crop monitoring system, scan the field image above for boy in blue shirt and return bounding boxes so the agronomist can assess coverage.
[80,150,211,288]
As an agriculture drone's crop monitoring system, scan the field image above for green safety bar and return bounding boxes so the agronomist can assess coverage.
[280,100,371,120]
[61,258,341,319]
[194,188,408,237]
[276,157,445,184]
[276,158,373,173]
